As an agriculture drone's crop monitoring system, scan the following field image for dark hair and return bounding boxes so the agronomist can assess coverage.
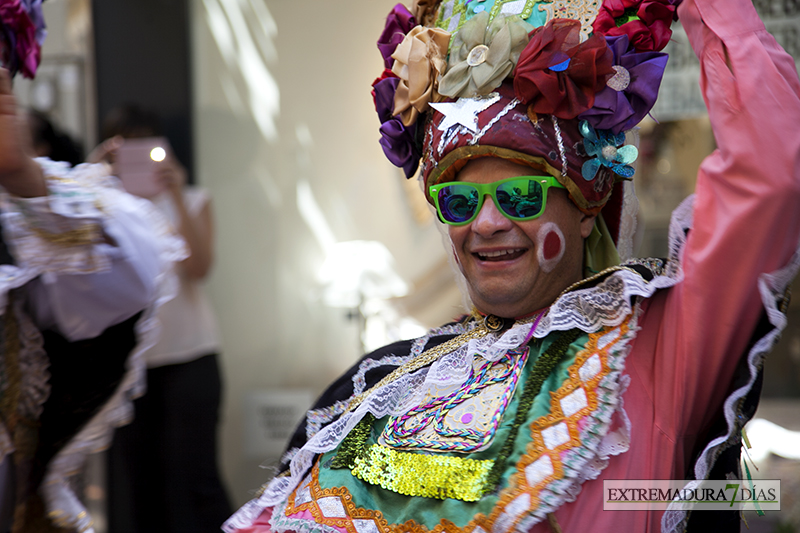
[28,110,84,167]
[101,104,162,140]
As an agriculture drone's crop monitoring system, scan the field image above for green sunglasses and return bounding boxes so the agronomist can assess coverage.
[429,176,566,226]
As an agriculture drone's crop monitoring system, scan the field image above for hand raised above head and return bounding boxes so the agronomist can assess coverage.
[0,68,46,197]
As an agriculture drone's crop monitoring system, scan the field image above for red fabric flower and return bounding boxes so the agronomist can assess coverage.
[593,0,676,52]
[513,19,613,120]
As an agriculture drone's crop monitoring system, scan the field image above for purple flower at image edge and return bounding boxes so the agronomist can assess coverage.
[20,0,46,46]
[0,0,41,78]
[578,34,668,134]
[378,3,416,69]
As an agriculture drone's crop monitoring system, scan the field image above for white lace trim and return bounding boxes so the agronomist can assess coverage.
[303,324,466,443]
[661,228,800,533]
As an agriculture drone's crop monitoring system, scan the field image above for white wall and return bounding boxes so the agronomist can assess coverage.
[190,0,463,505]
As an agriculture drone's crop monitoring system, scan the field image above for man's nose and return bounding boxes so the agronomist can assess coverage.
[471,195,513,236]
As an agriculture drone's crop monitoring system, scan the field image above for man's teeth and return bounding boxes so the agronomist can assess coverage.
[478,249,524,259]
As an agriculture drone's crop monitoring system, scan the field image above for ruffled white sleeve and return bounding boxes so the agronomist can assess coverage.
[0,158,187,340]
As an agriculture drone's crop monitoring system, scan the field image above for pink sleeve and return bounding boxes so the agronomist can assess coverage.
[646,0,800,438]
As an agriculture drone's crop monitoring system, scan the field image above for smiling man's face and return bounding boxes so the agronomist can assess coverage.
[447,157,596,318]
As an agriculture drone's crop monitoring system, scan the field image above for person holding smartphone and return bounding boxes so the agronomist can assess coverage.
[93,105,233,533]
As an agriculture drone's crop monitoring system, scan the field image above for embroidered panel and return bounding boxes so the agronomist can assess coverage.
[379,347,529,453]
[279,316,635,533]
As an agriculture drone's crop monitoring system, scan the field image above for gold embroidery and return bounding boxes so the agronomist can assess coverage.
[538,0,600,41]
[30,223,103,248]
[347,325,491,413]
[351,444,494,502]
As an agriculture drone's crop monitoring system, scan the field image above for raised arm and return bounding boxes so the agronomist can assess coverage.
[0,68,46,197]
[646,0,800,437]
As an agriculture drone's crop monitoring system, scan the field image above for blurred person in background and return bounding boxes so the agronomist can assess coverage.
[26,109,83,167]
[0,2,184,531]
[93,105,232,533]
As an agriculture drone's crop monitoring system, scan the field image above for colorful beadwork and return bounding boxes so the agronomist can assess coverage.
[331,414,375,470]
[350,444,494,502]
[482,329,581,493]
[380,348,529,452]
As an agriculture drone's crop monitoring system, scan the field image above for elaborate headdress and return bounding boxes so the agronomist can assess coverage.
[372,0,678,258]
[0,0,47,78]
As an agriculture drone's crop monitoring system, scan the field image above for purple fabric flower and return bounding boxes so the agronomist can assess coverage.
[0,0,41,78]
[374,76,420,178]
[380,119,420,178]
[374,75,399,122]
[578,34,668,134]
[377,3,416,69]
[20,0,46,46]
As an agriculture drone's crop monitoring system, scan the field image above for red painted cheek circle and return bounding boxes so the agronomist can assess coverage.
[543,231,562,261]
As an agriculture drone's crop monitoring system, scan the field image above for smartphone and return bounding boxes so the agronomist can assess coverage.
[116,137,170,198]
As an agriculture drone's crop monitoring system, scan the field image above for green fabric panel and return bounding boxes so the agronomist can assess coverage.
[523,2,549,27]
[316,331,589,529]
[584,213,622,277]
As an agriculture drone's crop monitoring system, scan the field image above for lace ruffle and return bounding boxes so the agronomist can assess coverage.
[661,206,800,533]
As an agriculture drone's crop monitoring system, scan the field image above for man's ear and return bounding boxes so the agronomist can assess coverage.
[580,212,597,239]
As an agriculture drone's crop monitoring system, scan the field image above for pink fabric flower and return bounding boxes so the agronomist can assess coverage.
[593,0,676,53]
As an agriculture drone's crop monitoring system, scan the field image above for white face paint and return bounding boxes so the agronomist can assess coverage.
[536,222,565,273]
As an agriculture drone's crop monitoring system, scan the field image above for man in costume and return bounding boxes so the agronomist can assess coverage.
[0,2,184,531]
[226,0,800,530]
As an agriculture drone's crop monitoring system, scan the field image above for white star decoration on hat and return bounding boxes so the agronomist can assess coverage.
[430,93,502,134]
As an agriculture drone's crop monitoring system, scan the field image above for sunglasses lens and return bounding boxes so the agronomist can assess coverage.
[437,184,479,223]
[496,179,544,219]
